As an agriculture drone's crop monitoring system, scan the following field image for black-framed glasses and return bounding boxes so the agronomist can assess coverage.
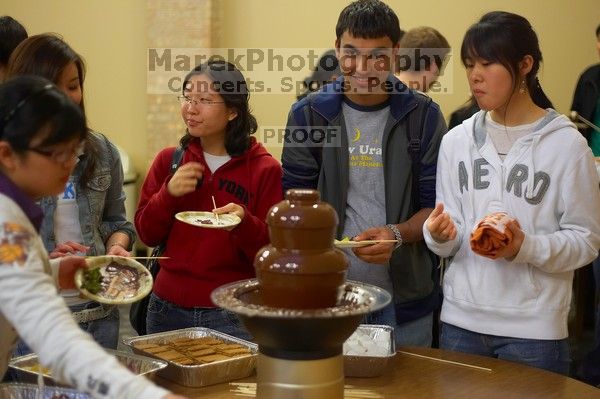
[27,141,85,163]
[177,95,225,107]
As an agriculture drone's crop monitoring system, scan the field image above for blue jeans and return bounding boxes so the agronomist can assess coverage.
[441,323,570,375]
[146,293,252,341]
[13,301,119,357]
[363,302,433,347]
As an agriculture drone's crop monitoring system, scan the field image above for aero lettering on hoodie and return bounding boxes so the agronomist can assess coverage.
[457,159,550,205]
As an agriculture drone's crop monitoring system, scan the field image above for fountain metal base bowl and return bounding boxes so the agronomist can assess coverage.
[211,279,391,399]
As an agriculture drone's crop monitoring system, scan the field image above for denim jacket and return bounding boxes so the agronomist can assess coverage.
[39,132,136,255]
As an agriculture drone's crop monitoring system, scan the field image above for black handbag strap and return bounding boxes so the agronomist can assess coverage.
[170,146,185,173]
[406,96,432,209]
[148,145,185,270]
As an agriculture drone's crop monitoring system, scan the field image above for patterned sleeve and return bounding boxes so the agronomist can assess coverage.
[0,219,168,399]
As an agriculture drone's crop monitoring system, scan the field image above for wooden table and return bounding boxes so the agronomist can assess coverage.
[157,347,600,398]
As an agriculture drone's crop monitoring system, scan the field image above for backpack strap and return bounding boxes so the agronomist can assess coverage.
[405,96,441,292]
[151,145,186,257]
[292,93,327,169]
[171,146,185,173]
[406,96,432,210]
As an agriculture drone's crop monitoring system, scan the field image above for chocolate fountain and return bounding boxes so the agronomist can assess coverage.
[211,189,390,399]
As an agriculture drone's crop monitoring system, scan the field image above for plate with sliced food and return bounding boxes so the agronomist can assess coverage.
[334,238,398,248]
[175,211,241,229]
[75,256,153,304]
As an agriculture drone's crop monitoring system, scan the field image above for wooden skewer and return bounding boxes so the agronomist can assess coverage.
[344,385,383,398]
[335,239,399,244]
[397,350,493,372]
[211,195,221,225]
[86,256,170,260]
[229,383,383,398]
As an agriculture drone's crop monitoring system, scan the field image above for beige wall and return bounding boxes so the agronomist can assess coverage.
[219,0,600,159]
[2,0,599,177]
[3,0,147,177]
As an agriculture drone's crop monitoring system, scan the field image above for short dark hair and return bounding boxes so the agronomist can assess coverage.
[0,75,85,154]
[180,60,258,157]
[335,0,401,45]
[596,24,600,38]
[0,16,27,66]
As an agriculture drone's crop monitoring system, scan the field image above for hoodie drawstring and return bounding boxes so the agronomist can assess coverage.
[526,135,540,199]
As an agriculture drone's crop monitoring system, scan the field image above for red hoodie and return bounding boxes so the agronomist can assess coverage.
[135,137,283,307]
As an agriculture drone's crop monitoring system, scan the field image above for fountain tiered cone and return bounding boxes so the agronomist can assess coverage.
[211,190,391,398]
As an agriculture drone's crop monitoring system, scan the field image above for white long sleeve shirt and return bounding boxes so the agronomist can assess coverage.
[424,110,600,339]
[0,188,169,399]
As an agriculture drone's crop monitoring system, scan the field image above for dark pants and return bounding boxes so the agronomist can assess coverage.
[578,255,600,386]
[146,293,252,341]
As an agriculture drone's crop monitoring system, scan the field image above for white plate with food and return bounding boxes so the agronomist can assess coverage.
[334,238,398,248]
[175,211,241,229]
[75,256,153,305]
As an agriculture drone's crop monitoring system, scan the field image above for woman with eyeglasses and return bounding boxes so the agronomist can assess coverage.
[135,61,282,338]
[6,34,133,352]
[0,75,186,399]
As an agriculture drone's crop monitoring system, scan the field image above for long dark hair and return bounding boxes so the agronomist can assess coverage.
[0,75,85,154]
[180,60,257,157]
[6,33,99,186]
[461,11,553,109]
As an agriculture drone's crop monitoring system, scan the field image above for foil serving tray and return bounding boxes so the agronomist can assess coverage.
[9,349,167,387]
[343,324,395,377]
[122,327,257,387]
[0,383,91,399]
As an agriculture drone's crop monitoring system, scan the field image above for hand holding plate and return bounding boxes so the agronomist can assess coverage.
[213,202,245,230]
[58,255,87,290]
[352,226,396,265]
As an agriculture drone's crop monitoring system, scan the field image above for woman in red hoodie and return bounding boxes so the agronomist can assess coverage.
[136,60,283,339]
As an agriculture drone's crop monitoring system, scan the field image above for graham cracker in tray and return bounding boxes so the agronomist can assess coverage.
[133,336,252,366]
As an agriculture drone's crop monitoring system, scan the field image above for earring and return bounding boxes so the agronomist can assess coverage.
[519,79,527,94]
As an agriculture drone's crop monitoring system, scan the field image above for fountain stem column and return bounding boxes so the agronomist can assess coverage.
[257,354,344,399]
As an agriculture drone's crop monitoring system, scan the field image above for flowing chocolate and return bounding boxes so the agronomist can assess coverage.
[254,189,348,309]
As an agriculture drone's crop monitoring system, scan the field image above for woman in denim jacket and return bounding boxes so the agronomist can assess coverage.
[7,34,135,351]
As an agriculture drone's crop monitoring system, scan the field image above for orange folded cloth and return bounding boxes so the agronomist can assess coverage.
[470,212,515,255]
